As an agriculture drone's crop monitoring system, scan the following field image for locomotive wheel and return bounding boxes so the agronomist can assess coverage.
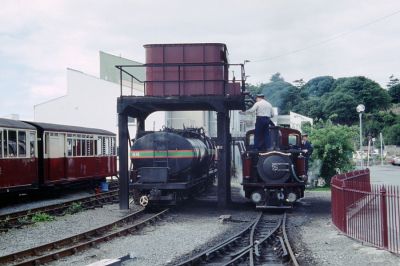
[132,189,141,204]
[139,195,149,207]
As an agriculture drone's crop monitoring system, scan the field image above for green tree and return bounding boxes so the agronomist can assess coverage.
[364,111,399,138]
[270,72,284,82]
[387,75,399,88]
[293,78,306,89]
[293,97,324,119]
[321,92,358,124]
[246,83,262,97]
[333,76,391,113]
[302,76,335,97]
[384,124,400,145]
[389,84,400,103]
[307,121,358,183]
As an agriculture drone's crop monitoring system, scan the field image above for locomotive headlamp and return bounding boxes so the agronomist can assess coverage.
[287,193,297,203]
[251,191,263,203]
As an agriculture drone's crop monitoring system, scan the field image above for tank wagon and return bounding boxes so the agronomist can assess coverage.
[0,118,117,194]
[130,127,216,206]
[242,126,307,208]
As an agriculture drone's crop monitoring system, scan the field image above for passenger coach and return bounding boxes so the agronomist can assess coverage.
[0,118,117,193]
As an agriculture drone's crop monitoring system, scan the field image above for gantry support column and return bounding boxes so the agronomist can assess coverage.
[118,112,129,210]
[217,111,231,208]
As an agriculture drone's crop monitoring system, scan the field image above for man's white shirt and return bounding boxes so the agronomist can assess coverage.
[246,99,274,117]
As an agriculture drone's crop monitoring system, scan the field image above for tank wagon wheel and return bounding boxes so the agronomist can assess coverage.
[139,195,149,207]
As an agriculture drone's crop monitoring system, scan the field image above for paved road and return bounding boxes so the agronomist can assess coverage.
[369,165,400,186]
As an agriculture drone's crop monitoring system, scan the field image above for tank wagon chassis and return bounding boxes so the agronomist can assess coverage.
[130,127,216,207]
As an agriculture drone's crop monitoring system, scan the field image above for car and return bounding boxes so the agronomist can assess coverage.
[390,157,400,166]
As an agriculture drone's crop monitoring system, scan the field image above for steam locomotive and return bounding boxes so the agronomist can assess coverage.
[130,127,216,207]
[242,126,307,208]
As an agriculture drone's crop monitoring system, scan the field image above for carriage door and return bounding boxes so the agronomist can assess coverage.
[46,132,67,182]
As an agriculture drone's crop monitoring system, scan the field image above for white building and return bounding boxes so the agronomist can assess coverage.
[34,52,166,137]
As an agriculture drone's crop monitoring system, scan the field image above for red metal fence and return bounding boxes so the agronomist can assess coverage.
[331,168,400,253]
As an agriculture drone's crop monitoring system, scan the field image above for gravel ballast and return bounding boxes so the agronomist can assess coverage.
[289,191,400,266]
[47,201,258,266]
[0,204,141,256]
[2,188,399,265]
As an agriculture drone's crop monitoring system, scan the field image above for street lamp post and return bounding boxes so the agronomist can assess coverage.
[356,104,365,169]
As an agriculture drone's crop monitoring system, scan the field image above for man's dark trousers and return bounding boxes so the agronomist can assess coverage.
[254,116,271,150]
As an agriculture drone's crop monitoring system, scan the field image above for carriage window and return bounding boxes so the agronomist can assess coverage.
[3,130,8,157]
[67,138,73,156]
[18,131,27,157]
[288,134,298,146]
[0,130,2,158]
[30,131,36,157]
[73,139,77,156]
[82,138,86,156]
[111,138,116,155]
[102,137,107,155]
[94,138,98,156]
[97,137,102,156]
[8,130,17,157]
[77,139,82,156]
[89,139,94,156]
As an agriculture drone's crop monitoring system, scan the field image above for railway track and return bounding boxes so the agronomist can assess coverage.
[0,208,168,266]
[0,190,119,231]
[177,212,298,266]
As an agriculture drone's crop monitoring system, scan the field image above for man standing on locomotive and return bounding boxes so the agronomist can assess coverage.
[301,134,313,174]
[244,94,274,150]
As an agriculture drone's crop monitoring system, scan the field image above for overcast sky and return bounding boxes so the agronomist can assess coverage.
[1,0,399,120]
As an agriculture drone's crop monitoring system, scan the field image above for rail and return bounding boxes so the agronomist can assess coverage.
[331,169,400,254]
[0,208,168,265]
[115,63,246,97]
[176,212,298,265]
[0,189,119,231]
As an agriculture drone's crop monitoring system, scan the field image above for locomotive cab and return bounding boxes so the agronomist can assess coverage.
[242,126,306,209]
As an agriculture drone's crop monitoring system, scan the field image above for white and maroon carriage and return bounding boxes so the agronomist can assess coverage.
[0,118,117,193]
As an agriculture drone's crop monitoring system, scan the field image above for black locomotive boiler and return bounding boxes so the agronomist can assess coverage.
[241,126,307,208]
[130,127,216,206]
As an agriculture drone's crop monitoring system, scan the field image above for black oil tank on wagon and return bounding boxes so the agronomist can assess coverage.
[130,127,216,206]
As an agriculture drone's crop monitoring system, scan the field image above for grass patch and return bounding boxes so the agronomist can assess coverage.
[306,186,331,191]
[31,212,55,223]
[67,202,83,214]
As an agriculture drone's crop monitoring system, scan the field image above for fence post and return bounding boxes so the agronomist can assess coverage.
[342,181,347,233]
[380,186,388,249]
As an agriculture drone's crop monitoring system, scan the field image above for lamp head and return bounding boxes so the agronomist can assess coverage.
[356,104,365,113]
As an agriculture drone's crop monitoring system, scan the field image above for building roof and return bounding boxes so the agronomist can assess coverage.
[25,121,115,136]
[0,118,36,130]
